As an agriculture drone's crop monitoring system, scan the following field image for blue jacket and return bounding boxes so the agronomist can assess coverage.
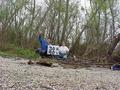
[38,34,48,53]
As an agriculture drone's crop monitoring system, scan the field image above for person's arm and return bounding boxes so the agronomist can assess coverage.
[67,46,69,51]
[38,32,43,44]
[65,46,69,53]
[38,34,42,41]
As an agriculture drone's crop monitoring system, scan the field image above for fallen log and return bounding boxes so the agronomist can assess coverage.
[36,61,52,67]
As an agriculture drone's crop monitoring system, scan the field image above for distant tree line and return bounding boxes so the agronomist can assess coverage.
[0,0,120,60]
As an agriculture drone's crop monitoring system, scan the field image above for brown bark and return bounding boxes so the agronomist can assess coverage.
[108,33,120,56]
[61,0,69,43]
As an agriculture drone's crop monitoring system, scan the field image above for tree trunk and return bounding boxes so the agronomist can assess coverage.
[108,33,120,56]
[56,0,61,44]
[102,10,107,42]
[61,0,69,43]
[108,0,115,40]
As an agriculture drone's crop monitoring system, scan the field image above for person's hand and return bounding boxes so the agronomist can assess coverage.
[39,31,42,35]
[37,31,42,36]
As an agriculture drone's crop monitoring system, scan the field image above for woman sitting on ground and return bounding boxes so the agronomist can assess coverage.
[59,42,69,60]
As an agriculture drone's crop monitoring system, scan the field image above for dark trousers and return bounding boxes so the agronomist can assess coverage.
[35,48,47,58]
[36,48,52,58]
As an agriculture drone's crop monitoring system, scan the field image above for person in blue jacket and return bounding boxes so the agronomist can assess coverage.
[36,32,50,58]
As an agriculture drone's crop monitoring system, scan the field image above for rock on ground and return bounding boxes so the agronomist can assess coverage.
[0,56,120,90]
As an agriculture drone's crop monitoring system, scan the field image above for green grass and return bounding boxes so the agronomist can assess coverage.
[0,51,17,58]
[0,44,40,59]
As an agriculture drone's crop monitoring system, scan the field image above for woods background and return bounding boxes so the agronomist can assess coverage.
[0,0,120,60]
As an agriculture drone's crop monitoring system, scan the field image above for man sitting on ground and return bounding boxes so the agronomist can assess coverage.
[59,42,69,60]
[36,32,50,58]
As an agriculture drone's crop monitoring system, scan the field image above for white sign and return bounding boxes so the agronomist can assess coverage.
[47,45,59,55]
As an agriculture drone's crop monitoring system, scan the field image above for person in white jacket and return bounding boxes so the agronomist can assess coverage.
[59,42,69,59]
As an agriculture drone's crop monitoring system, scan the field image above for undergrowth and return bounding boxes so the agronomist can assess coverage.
[0,44,39,59]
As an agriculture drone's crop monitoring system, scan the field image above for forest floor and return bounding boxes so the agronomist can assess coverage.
[0,56,120,90]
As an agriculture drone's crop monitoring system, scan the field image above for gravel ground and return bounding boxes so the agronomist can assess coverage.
[0,56,120,90]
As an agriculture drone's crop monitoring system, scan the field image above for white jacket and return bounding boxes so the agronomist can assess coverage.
[59,46,69,54]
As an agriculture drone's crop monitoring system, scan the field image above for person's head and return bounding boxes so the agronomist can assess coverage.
[62,42,65,46]
[59,43,62,46]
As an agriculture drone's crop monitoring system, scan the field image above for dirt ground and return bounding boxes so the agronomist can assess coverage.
[0,56,120,90]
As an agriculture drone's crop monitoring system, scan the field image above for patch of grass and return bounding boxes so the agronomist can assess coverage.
[0,51,17,58]
[0,44,39,59]
[15,48,39,59]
